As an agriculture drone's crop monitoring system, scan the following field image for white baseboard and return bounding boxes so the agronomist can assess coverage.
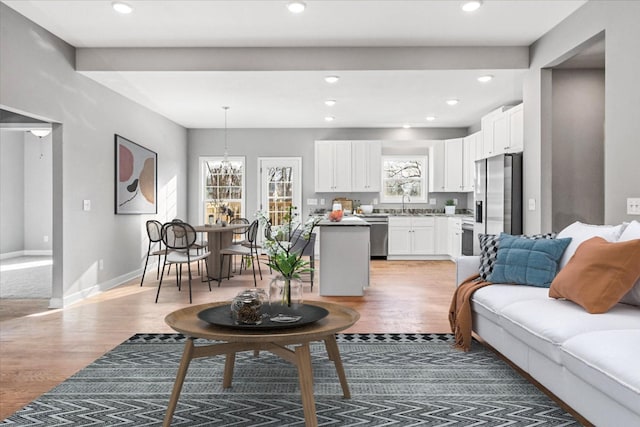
[55,267,147,308]
[0,251,24,260]
[24,250,53,256]
[1,250,53,260]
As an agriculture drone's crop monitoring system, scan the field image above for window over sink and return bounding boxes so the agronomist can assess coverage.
[380,156,428,203]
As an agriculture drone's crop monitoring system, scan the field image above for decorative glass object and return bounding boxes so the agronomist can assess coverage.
[269,276,304,310]
[230,289,267,325]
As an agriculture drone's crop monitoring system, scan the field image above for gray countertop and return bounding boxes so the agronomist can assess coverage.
[318,217,371,226]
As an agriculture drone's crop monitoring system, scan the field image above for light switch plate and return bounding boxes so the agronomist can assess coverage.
[627,198,640,215]
[429,198,436,205]
[528,198,536,211]
[307,198,318,206]
[83,199,91,211]
[320,199,325,205]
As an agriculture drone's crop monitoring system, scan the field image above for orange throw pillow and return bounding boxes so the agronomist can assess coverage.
[549,237,640,313]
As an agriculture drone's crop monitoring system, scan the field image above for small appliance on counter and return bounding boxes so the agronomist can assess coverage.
[332,197,353,214]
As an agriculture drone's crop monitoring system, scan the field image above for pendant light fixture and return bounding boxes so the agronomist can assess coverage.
[220,106,231,174]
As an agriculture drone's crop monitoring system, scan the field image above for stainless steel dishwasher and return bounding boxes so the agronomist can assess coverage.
[361,214,388,258]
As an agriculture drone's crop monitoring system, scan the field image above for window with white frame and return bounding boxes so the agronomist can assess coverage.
[201,156,245,223]
[380,156,428,203]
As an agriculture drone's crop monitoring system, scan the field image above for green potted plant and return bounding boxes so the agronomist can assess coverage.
[257,207,320,309]
[445,199,456,215]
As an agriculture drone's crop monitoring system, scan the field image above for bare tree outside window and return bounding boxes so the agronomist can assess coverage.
[202,157,245,222]
[381,156,428,202]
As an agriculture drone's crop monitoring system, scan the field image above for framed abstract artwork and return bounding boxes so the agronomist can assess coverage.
[115,135,157,214]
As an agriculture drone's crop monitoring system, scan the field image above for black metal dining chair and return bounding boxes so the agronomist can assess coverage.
[218,219,262,287]
[140,220,168,287]
[289,229,317,290]
[156,221,212,304]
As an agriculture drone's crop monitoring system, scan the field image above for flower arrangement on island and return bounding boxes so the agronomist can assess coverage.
[257,206,321,307]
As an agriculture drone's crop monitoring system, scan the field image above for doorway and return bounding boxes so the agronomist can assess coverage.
[545,33,605,232]
[0,108,56,315]
[257,157,302,238]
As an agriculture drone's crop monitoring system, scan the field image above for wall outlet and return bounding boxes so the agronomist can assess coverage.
[307,198,318,206]
[83,199,91,211]
[528,198,536,211]
[628,198,640,215]
[429,198,436,205]
[43,235,49,243]
[320,199,325,205]
[99,259,104,270]
[373,198,378,205]
[453,198,458,205]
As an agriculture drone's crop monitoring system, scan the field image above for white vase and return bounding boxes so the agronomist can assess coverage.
[445,205,456,215]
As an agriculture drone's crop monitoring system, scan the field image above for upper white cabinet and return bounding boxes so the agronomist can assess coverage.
[505,103,524,154]
[429,140,446,192]
[462,133,479,192]
[445,138,464,192]
[315,140,381,192]
[430,138,472,193]
[481,106,509,158]
[479,103,524,159]
[315,140,352,192]
[351,140,382,192]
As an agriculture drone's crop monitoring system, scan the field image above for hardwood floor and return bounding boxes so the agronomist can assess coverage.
[0,259,457,419]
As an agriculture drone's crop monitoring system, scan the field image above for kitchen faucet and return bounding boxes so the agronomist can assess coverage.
[402,194,411,214]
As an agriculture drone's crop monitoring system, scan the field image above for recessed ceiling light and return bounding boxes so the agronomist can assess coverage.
[324,75,340,84]
[461,1,482,12]
[403,124,411,129]
[287,1,306,14]
[426,116,436,122]
[446,99,459,106]
[477,74,494,83]
[325,116,335,122]
[325,99,336,107]
[112,1,133,14]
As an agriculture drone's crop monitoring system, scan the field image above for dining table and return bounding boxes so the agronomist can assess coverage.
[192,223,250,280]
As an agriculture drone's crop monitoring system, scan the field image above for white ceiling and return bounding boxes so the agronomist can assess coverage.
[3,0,587,128]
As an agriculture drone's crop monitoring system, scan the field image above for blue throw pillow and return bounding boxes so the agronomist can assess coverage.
[487,233,572,288]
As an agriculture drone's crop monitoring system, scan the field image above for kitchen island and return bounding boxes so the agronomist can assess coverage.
[317,216,370,296]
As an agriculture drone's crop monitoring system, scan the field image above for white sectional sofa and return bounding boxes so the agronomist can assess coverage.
[456,256,640,426]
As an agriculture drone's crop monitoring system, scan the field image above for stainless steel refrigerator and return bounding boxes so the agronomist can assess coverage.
[473,153,523,254]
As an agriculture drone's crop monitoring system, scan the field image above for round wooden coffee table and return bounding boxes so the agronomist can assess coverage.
[163,301,360,427]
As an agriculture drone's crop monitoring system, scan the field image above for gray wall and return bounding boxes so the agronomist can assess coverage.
[551,69,605,231]
[524,1,640,233]
[24,132,53,251]
[187,127,469,225]
[0,130,25,254]
[0,4,188,305]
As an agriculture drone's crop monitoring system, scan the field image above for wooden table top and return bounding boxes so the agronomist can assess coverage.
[165,301,360,344]
[192,224,249,233]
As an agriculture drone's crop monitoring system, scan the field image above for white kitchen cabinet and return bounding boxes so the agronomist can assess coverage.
[314,140,352,192]
[445,138,464,192]
[429,140,446,192]
[505,103,524,154]
[474,130,484,161]
[388,216,435,256]
[434,217,450,254]
[448,217,462,258]
[481,106,509,159]
[462,133,477,192]
[351,140,382,192]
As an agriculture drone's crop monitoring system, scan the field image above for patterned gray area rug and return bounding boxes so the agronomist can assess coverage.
[3,333,579,426]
